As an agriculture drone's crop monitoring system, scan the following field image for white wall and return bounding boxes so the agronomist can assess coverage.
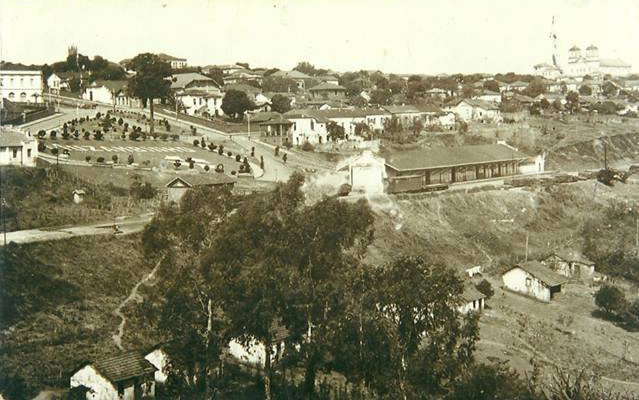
[502,267,551,302]
[0,71,44,103]
[145,349,169,383]
[70,365,119,400]
[458,298,484,314]
[82,86,114,104]
[290,118,327,145]
[365,114,389,132]
[0,136,38,167]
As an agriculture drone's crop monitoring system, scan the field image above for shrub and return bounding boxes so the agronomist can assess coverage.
[83,131,90,140]
[97,157,105,163]
[595,285,626,317]
[227,151,232,157]
[85,156,91,162]
[51,148,59,155]
[193,139,200,146]
[127,155,134,165]
[50,130,57,139]
[38,142,46,152]
[118,117,124,125]
[37,130,46,138]
[300,141,314,152]
[204,165,210,171]
[231,170,237,175]
[112,155,118,163]
[161,133,169,141]
[171,134,179,141]
[475,279,494,299]
[235,154,241,162]
[96,112,101,119]
[201,139,206,148]
[74,130,80,139]
[215,163,224,172]
[173,160,181,169]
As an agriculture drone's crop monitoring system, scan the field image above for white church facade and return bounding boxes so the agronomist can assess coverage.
[534,44,632,79]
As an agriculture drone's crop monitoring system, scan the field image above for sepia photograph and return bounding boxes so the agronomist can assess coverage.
[1,0,639,399]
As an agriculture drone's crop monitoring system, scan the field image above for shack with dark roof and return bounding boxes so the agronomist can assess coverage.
[502,261,568,302]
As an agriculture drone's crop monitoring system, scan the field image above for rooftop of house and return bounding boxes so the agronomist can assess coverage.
[512,94,535,103]
[271,70,312,80]
[547,250,595,266]
[461,284,486,303]
[178,87,223,98]
[449,99,500,110]
[171,73,214,89]
[284,109,330,123]
[88,351,157,384]
[308,82,346,92]
[385,143,530,172]
[383,105,422,114]
[599,58,632,68]
[165,173,237,188]
[224,83,261,95]
[90,80,128,93]
[511,261,568,287]
[157,53,187,62]
[0,127,36,146]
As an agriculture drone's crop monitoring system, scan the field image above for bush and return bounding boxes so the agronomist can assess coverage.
[231,170,237,175]
[38,142,46,152]
[595,285,626,317]
[112,155,118,163]
[215,163,224,172]
[227,151,232,157]
[127,155,134,165]
[118,117,124,125]
[50,130,57,139]
[97,157,105,163]
[161,133,169,141]
[96,112,101,119]
[475,279,494,299]
[37,130,46,138]
[201,139,206,148]
[83,131,90,140]
[204,165,210,171]
[193,139,200,146]
[300,141,315,152]
[85,156,91,162]
[235,154,241,162]
[171,134,179,141]
[51,148,59,155]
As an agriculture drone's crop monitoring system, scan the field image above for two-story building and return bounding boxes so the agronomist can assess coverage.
[284,110,329,145]
[157,53,187,69]
[0,70,44,103]
[308,83,347,100]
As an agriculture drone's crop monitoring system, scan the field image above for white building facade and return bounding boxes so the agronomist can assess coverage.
[0,70,44,103]
[0,128,38,167]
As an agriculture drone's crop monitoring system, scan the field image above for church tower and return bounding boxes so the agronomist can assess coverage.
[568,45,582,62]
[586,45,599,61]
[68,45,78,58]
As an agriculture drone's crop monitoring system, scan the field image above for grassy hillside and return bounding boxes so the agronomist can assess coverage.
[0,234,153,396]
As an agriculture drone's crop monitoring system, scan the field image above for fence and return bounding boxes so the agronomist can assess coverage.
[1,106,55,126]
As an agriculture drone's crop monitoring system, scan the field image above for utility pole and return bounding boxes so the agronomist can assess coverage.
[524,232,529,263]
[0,168,6,247]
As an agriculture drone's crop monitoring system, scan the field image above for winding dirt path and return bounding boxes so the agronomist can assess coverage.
[112,258,162,349]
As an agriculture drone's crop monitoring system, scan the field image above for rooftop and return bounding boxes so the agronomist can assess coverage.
[308,82,346,91]
[271,70,312,80]
[157,53,186,61]
[386,144,530,171]
[90,80,128,93]
[91,351,157,383]
[0,127,36,146]
[171,73,214,90]
[513,261,567,287]
[599,58,632,68]
[548,249,594,266]
[461,284,486,303]
[383,105,421,114]
[165,173,237,188]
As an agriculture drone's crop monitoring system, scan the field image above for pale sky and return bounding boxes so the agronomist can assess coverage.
[1,0,638,75]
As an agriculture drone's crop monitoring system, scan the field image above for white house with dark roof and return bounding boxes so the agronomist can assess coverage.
[445,99,501,123]
[163,173,237,203]
[176,87,224,117]
[82,80,141,108]
[69,351,157,400]
[542,250,595,279]
[502,261,568,302]
[170,73,218,91]
[459,284,486,314]
[0,127,38,167]
[284,109,329,145]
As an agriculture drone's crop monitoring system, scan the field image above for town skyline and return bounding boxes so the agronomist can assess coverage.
[1,0,638,75]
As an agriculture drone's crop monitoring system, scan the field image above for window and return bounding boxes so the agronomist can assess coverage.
[30,78,34,85]
[8,92,15,99]
[525,277,532,287]
[310,120,315,130]
[20,78,24,85]
[27,149,32,157]
[12,149,18,158]
[20,92,27,101]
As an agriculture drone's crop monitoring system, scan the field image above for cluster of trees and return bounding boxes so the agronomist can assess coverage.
[141,174,480,399]
[41,54,127,89]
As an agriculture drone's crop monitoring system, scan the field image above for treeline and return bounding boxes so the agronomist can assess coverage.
[135,173,636,400]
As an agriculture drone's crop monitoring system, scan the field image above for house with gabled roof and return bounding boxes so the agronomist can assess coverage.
[308,83,347,100]
[176,87,224,117]
[170,73,218,91]
[164,173,237,203]
[251,111,294,146]
[82,80,141,108]
[0,126,38,167]
[271,70,313,90]
[284,109,329,145]
[502,261,568,302]
[157,53,187,69]
[542,249,595,279]
[459,284,486,314]
[383,105,422,127]
[69,351,157,400]
[445,99,502,123]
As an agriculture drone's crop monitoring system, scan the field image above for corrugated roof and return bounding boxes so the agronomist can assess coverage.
[512,261,567,287]
[92,351,157,383]
[386,144,530,171]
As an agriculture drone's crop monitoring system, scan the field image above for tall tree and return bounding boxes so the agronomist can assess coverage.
[126,53,172,135]
[270,94,292,113]
[221,89,255,120]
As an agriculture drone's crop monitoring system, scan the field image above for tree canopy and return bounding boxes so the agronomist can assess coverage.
[221,89,256,120]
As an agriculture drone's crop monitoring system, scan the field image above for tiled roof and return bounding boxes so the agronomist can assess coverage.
[383,105,421,114]
[165,173,237,188]
[386,144,530,171]
[308,83,346,91]
[171,73,214,89]
[284,109,330,123]
[512,261,567,287]
[91,80,128,93]
[461,284,486,303]
[0,127,36,146]
[549,250,594,266]
[92,351,157,383]
[157,53,186,61]
[272,70,312,80]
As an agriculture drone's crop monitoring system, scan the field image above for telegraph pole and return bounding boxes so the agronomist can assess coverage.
[0,168,6,247]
